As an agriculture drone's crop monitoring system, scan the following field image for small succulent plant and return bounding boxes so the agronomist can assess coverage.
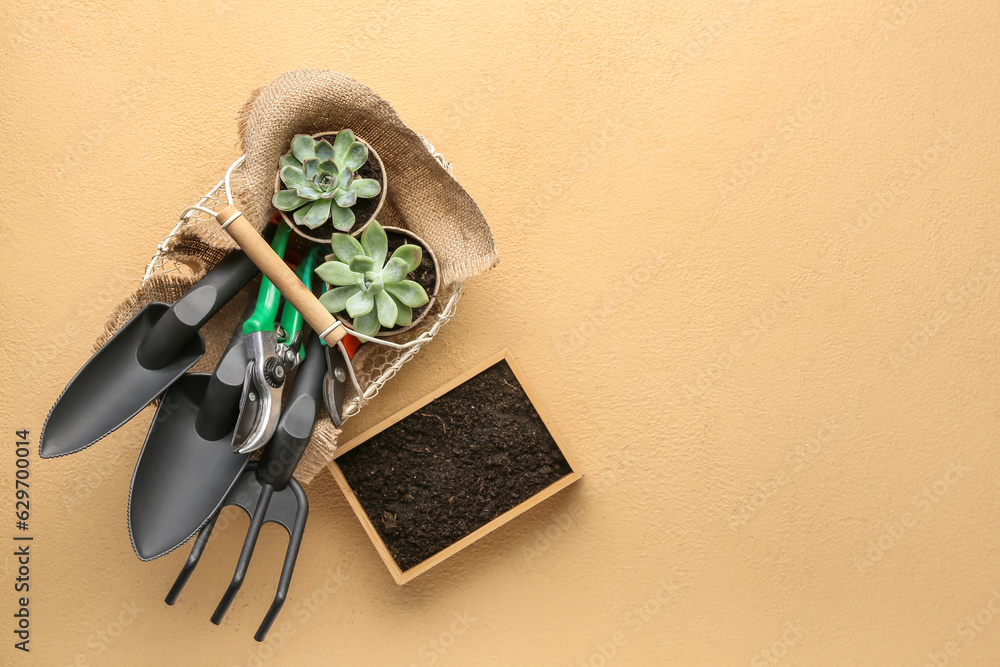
[316,221,430,337]
[272,130,381,231]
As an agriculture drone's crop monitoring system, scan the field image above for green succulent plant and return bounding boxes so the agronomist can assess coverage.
[316,221,430,337]
[272,130,381,231]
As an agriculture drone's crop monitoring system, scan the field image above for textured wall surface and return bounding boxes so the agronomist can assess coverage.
[2,1,999,665]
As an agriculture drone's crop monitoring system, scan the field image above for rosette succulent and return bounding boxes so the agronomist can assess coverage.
[316,221,430,337]
[272,130,381,231]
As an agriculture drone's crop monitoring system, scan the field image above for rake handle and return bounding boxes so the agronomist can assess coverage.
[215,206,346,346]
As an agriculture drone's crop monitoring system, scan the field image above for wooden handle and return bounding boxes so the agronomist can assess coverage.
[215,206,346,345]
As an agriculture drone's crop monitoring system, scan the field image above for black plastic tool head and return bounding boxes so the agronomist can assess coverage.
[165,462,309,642]
[164,332,329,642]
[40,303,204,459]
[128,373,251,561]
[40,248,261,459]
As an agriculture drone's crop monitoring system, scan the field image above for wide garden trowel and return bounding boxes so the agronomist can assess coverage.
[127,309,253,561]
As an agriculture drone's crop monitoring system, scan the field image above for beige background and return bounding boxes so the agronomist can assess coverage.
[2,1,999,665]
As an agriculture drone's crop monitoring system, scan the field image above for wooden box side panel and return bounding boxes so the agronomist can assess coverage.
[329,462,405,584]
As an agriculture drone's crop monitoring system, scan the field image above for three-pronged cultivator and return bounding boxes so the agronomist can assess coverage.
[166,331,328,641]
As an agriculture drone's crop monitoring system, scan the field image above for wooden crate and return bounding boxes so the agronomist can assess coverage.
[328,349,582,584]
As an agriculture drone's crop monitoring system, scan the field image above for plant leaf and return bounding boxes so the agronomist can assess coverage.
[319,285,360,313]
[349,178,381,199]
[390,244,422,272]
[315,139,335,161]
[379,256,408,283]
[329,204,355,232]
[294,198,332,229]
[336,168,353,190]
[279,165,308,189]
[332,130,355,170]
[384,280,429,307]
[344,141,369,172]
[331,233,364,264]
[317,159,338,176]
[352,309,379,338]
[349,255,376,273]
[294,186,321,200]
[315,261,359,286]
[360,221,388,269]
[291,135,316,162]
[335,187,357,208]
[374,290,398,328]
[346,289,374,318]
[279,154,302,170]
[272,189,310,211]
[390,293,412,326]
[302,157,320,179]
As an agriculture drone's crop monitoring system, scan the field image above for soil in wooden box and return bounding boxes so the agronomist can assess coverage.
[336,359,573,571]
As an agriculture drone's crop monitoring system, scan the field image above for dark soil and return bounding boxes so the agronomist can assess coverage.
[284,145,385,241]
[336,359,573,571]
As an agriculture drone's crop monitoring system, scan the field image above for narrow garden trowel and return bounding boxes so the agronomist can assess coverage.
[39,240,268,460]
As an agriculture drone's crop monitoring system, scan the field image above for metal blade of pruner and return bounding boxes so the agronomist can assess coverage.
[323,333,361,428]
[232,233,319,454]
[232,329,300,454]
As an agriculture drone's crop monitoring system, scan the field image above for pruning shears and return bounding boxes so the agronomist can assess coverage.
[232,223,322,453]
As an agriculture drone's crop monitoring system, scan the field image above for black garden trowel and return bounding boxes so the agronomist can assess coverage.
[39,239,269,459]
[127,309,253,561]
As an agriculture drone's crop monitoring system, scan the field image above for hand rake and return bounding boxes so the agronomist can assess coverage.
[165,329,331,641]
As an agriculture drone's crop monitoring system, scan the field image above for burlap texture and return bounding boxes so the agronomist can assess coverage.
[94,70,497,484]
[233,69,498,286]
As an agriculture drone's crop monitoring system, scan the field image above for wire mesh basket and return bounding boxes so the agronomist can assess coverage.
[141,138,463,426]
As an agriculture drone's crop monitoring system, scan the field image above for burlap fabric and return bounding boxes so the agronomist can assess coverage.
[95,69,498,483]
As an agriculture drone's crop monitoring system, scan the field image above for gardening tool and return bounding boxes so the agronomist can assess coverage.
[39,242,268,459]
[166,328,336,642]
[127,311,253,561]
[232,236,322,454]
[215,205,360,431]
[128,230,318,560]
[324,332,362,427]
[211,206,349,350]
